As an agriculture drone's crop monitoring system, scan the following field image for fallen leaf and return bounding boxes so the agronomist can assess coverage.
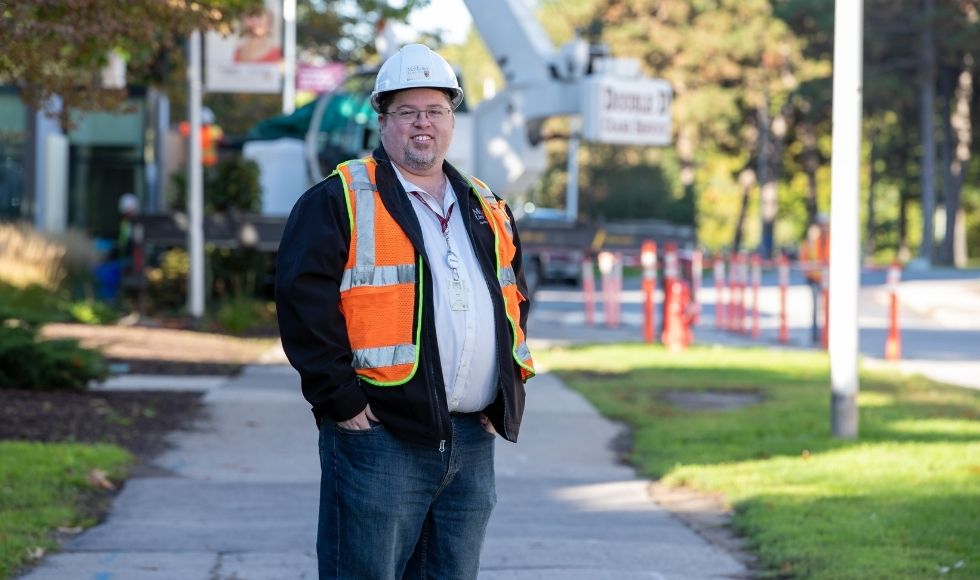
[57,526,84,535]
[87,469,116,491]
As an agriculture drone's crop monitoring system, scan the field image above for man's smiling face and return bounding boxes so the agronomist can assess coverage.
[378,88,455,178]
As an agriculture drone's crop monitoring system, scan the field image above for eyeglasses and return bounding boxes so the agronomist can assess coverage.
[385,106,453,124]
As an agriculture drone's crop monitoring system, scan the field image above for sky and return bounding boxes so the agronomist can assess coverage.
[394,0,473,45]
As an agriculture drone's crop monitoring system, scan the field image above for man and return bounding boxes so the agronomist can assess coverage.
[275,43,535,580]
[800,213,829,344]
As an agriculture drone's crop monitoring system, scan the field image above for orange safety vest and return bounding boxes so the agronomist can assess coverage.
[800,224,830,283]
[334,158,535,387]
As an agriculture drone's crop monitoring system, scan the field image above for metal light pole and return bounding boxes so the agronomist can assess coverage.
[829,0,864,438]
[187,30,205,319]
[282,0,297,114]
[565,116,581,222]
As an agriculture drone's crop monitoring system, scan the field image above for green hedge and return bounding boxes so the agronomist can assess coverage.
[0,324,106,391]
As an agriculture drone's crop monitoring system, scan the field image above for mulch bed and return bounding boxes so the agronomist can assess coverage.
[105,358,244,376]
[4,322,274,462]
[0,389,206,461]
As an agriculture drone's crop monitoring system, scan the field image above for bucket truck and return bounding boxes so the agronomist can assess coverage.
[294,0,686,287]
[140,0,691,294]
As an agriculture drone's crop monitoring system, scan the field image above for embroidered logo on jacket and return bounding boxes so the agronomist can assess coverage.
[472,206,489,225]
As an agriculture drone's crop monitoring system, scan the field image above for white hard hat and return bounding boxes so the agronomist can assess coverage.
[118,193,139,215]
[370,43,464,113]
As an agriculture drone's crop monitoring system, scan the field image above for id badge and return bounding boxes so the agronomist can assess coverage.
[449,278,469,311]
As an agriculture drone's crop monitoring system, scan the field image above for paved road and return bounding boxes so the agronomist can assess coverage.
[531,268,980,390]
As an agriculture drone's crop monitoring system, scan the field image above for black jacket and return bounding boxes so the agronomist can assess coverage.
[275,147,531,446]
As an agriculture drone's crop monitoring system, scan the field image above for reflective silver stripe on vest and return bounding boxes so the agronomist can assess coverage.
[353,343,417,370]
[342,161,417,291]
[469,177,513,238]
[499,265,517,288]
[348,163,377,271]
[340,264,416,291]
[515,341,532,363]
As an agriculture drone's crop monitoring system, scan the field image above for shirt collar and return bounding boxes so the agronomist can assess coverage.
[390,164,456,214]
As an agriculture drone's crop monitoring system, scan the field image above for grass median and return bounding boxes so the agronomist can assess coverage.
[0,441,131,579]
[538,344,980,579]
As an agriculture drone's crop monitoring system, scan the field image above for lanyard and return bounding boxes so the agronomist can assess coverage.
[409,190,455,235]
[409,190,462,280]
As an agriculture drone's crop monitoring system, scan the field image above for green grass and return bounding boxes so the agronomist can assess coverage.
[538,344,980,579]
[0,442,132,579]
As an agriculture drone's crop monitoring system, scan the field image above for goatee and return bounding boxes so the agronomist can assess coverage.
[404,146,437,172]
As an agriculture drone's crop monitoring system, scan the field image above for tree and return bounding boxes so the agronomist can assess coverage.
[0,0,263,128]
[935,0,978,266]
[596,0,819,251]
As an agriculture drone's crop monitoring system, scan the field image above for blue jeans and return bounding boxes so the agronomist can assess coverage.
[317,413,497,580]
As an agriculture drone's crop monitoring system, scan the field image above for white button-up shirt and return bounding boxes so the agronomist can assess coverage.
[391,166,498,413]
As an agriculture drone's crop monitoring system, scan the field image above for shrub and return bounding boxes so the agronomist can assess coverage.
[0,323,107,391]
[145,247,190,312]
[67,300,119,325]
[0,282,65,326]
[0,282,118,327]
[215,296,276,335]
[168,157,262,213]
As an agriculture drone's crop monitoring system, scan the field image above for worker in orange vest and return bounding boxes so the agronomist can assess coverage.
[799,213,830,343]
[276,44,534,579]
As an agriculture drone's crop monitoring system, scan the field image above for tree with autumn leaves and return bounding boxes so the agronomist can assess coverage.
[503,0,980,264]
[0,0,264,128]
[0,0,429,131]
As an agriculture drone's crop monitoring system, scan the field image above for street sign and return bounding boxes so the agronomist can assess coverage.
[582,76,672,146]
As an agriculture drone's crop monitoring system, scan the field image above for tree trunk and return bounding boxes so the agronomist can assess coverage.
[918,0,937,264]
[865,129,877,258]
[939,65,954,264]
[899,189,909,261]
[677,127,698,231]
[938,55,973,267]
[733,168,756,252]
[801,119,820,225]
[764,100,791,259]
[757,96,775,258]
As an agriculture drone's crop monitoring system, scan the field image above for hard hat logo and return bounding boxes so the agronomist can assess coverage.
[406,65,431,82]
[371,43,464,112]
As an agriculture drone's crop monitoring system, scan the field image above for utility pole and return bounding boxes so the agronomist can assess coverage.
[829,0,863,438]
[187,30,205,319]
[918,0,937,267]
[282,0,297,114]
[565,116,581,222]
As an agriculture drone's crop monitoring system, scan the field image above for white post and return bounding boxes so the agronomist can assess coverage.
[565,117,581,222]
[187,30,206,319]
[282,0,297,114]
[829,0,864,439]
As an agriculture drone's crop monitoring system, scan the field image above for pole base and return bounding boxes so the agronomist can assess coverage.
[831,392,859,439]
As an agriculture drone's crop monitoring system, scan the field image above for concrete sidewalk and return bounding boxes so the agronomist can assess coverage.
[18,358,745,579]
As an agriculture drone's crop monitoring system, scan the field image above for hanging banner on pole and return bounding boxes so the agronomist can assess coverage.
[205,0,283,93]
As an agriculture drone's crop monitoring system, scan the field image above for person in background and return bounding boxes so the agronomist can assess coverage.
[275,43,535,580]
[800,212,830,344]
[117,192,139,264]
